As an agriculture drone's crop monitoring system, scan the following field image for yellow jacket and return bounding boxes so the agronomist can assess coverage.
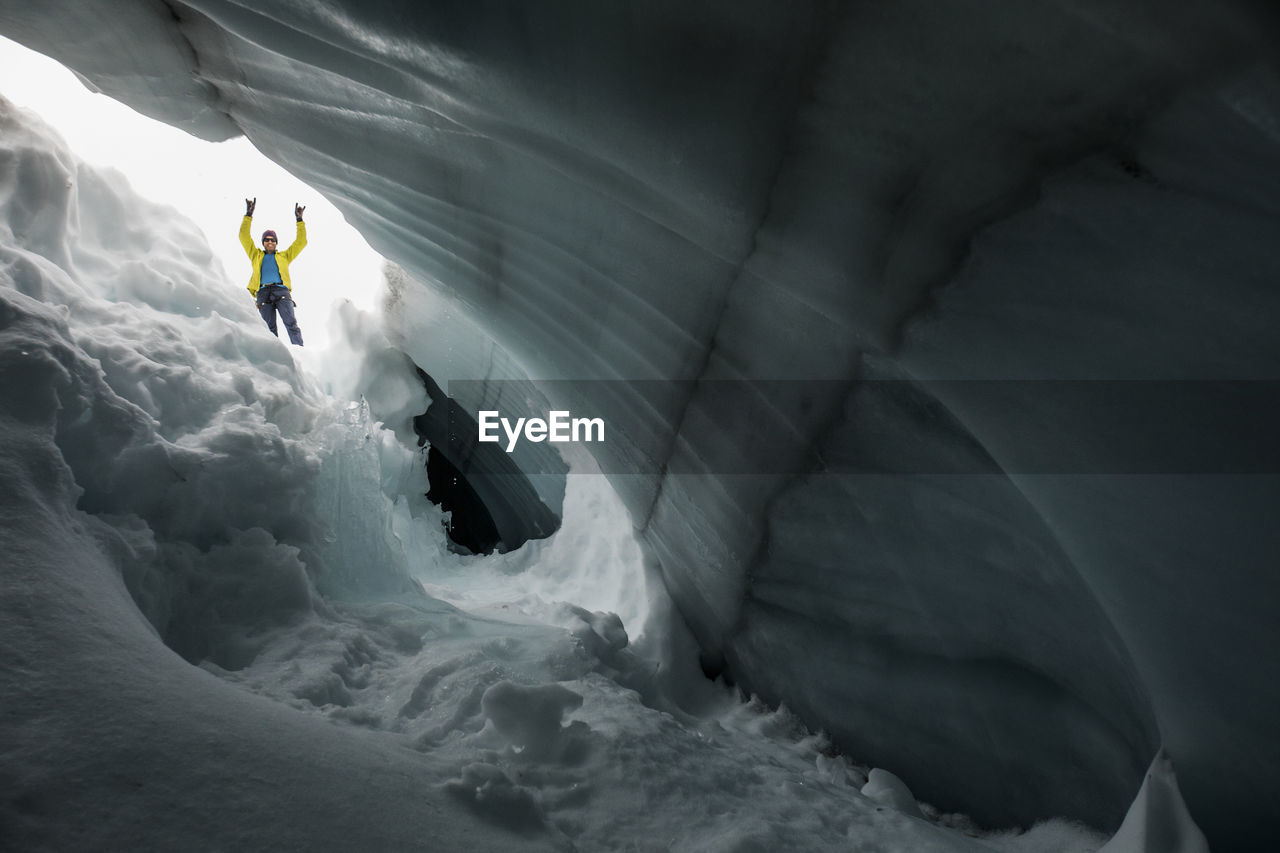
[240,216,307,296]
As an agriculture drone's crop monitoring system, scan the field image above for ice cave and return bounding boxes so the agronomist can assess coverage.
[1,1,1278,851]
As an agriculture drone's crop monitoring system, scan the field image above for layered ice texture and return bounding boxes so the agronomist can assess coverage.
[2,1,1279,850]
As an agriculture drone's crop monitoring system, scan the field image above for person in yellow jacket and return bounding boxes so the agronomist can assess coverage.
[241,197,307,345]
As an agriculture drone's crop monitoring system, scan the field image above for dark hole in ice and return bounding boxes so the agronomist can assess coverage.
[412,367,561,555]
[699,649,731,684]
[425,444,502,555]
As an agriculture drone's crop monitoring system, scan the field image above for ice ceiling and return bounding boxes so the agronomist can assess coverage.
[3,1,1278,847]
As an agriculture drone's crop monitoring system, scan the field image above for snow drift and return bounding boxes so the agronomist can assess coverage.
[3,1,1279,849]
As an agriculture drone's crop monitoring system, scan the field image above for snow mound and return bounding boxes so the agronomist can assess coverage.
[863,767,927,819]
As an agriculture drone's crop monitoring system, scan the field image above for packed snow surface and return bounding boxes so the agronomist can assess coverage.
[3,1,1279,849]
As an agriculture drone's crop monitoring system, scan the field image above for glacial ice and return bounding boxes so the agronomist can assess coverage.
[1097,751,1210,853]
[2,1,1279,849]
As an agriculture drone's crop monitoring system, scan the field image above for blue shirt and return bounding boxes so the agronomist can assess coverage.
[260,253,283,284]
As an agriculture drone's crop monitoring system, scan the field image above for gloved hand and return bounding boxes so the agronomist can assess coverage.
[245,197,256,216]
[295,202,305,222]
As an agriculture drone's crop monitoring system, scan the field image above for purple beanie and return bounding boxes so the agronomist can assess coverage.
[261,229,278,242]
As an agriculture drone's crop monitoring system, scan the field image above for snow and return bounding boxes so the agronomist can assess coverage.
[2,2,1278,849]
[0,94,1153,852]
[862,768,927,820]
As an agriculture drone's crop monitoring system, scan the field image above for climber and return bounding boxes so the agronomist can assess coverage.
[240,197,307,346]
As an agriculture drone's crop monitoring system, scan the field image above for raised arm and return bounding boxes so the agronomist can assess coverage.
[282,203,307,258]
[239,197,257,256]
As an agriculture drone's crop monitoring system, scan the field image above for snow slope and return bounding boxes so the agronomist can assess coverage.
[3,2,1279,848]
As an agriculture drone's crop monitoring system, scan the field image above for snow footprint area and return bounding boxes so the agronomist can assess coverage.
[209,592,989,852]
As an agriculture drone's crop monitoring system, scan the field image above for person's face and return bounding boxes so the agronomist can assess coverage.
[262,236,278,253]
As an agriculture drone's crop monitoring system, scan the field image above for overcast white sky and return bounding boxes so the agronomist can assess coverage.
[0,35,384,349]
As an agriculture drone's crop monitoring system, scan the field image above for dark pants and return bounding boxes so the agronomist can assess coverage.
[256,284,303,346]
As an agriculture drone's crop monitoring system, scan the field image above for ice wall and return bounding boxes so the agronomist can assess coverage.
[3,1,1279,845]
